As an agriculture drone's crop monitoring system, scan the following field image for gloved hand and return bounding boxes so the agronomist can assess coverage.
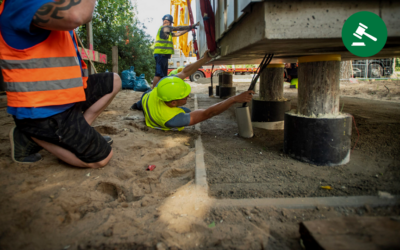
[191,21,200,29]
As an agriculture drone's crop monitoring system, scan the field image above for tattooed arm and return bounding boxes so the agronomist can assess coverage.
[171,29,190,37]
[32,0,96,31]
[164,22,200,37]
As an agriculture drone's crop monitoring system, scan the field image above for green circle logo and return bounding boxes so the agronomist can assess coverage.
[342,11,387,57]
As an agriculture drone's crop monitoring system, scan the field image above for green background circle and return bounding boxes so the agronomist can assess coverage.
[342,11,387,57]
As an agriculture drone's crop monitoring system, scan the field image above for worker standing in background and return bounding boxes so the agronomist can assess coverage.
[152,14,199,88]
[0,0,121,168]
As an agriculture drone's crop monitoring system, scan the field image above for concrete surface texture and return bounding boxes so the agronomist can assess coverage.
[198,0,400,65]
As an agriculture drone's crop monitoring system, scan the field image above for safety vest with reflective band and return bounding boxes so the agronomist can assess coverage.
[0,1,88,108]
[142,88,185,131]
[153,26,174,55]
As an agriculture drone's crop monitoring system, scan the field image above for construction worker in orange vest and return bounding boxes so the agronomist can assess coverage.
[0,0,121,168]
[152,14,199,88]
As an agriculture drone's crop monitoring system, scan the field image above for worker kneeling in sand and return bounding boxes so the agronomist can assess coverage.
[130,51,254,130]
[1,0,121,168]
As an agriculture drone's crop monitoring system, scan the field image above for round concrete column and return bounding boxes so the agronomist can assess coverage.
[260,64,285,101]
[284,55,352,166]
[220,72,236,99]
[251,64,290,130]
[297,55,341,116]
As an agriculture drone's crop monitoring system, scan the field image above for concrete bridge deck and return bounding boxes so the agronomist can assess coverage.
[195,0,400,65]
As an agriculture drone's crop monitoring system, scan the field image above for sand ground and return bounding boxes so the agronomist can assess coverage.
[0,78,399,250]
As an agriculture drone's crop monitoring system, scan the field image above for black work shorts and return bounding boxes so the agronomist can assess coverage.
[14,73,114,163]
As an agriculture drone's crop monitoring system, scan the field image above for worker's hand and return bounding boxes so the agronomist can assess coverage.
[190,22,200,30]
[232,90,255,103]
[202,50,211,62]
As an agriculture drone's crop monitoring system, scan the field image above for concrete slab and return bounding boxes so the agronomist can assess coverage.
[300,217,400,250]
[212,196,400,209]
[200,1,400,65]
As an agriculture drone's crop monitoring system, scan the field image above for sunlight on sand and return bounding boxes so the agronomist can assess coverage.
[158,181,212,234]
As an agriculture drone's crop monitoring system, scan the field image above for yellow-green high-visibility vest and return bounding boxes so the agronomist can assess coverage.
[142,88,185,131]
[154,26,174,55]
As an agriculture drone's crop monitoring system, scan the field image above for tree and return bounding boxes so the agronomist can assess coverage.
[77,0,155,82]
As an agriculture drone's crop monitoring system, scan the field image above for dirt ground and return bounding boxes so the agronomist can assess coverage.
[0,79,399,250]
[200,81,400,199]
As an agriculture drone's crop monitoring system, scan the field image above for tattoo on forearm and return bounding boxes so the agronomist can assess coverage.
[33,0,82,26]
[165,25,192,32]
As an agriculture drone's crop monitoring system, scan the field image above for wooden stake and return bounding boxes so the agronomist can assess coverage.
[112,46,118,73]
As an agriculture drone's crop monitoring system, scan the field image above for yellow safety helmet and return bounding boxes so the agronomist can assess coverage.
[157,76,191,102]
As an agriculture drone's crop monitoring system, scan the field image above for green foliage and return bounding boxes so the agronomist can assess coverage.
[396,58,400,72]
[77,0,155,82]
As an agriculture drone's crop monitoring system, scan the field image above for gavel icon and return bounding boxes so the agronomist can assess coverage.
[353,23,377,41]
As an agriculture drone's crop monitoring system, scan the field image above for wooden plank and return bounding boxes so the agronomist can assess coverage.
[300,217,400,250]
[78,47,107,64]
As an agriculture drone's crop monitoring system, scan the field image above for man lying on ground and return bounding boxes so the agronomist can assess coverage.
[130,50,254,131]
[0,0,121,168]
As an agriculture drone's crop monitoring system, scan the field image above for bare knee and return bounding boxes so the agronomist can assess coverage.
[113,73,122,93]
[88,149,113,169]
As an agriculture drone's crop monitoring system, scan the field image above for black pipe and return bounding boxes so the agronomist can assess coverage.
[242,54,274,107]
[209,64,215,96]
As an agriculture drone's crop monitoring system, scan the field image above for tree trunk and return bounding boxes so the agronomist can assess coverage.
[259,66,284,101]
[298,60,340,116]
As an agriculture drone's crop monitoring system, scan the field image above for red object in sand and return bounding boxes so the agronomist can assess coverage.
[147,165,156,171]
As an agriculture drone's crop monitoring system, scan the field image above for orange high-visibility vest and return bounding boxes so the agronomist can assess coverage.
[0,0,88,108]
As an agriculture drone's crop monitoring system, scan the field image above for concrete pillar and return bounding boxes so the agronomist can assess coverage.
[220,72,236,99]
[284,55,352,166]
[251,64,290,130]
[297,55,341,116]
[260,64,284,101]
[112,46,118,73]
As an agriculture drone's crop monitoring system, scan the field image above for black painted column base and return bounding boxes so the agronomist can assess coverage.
[220,87,236,99]
[284,113,352,166]
[251,100,291,130]
[216,86,220,96]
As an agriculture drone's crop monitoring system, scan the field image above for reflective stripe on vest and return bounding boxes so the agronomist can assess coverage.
[0,1,88,108]
[5,78,83,92]
[155,40,173,44]
[0,57,80,70]
[153,26,174,55]
[142,88,185,131]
